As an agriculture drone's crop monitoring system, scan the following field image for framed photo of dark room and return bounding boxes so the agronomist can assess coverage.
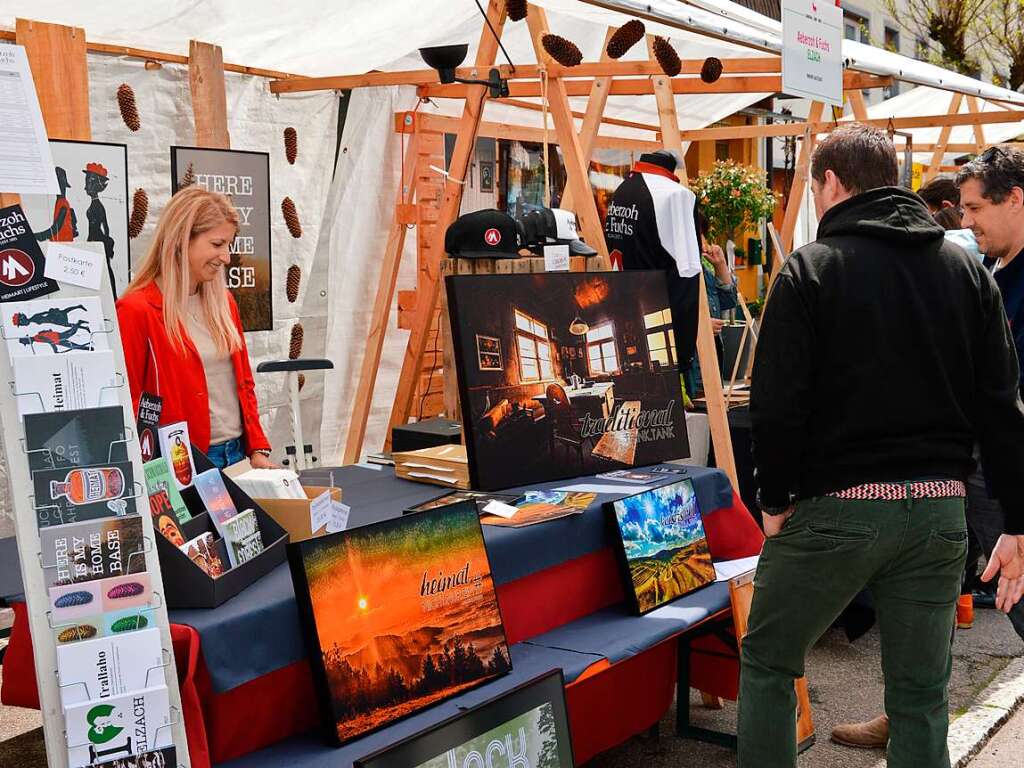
[355,669,575,768]
[288,501,513,746]
[445,271,690,491]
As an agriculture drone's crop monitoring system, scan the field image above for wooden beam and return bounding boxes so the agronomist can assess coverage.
[497,96,660,134]
[189,40,231,149]
[966,95,987,153]
[421,72,891,99]
[922,92,963,185]
[648,35,686,181]
[526,4,609,268]
[848,89,869,121]
[268,57,784,94]
[780,101,825,254]
[0,28,301,79]
[15,18,90,140]
[677,107,1024,142]
[561,26,617,210]
[343,131,421,464]
[416,112,662,152]
[385,0,507,450]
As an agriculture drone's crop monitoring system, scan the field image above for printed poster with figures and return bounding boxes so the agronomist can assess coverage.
[170,147,273,331]
[19,140,131,297]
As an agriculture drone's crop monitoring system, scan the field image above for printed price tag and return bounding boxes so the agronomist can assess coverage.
[44,243,104,290]
[327,501,351,533]
[544,244,570,272]
[309,490,333,534]
[482,500,518,519]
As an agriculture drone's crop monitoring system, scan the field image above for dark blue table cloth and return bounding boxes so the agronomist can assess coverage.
[170,463,734,693]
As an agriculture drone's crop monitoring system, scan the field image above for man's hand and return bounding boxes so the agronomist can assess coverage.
[762,507,794,538]
[710,317,725,336]
[250,452,279,470]
[981,534,1024,612]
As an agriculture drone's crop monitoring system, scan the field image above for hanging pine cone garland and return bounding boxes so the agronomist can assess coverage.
[286,264,301,303]
[652,36,681,77]
[284,127,298,165]
[128,189,148,239]
[298,373,306,391]
[701,56,724,84]
[289,323,304,360]
[180,162,196,189]
[507,0,528,22]
[542,34,583,67]
[117,83,140,132]
[607,20,645,59]
[282,197,302,238]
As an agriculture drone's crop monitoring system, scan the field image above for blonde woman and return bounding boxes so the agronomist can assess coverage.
[117,187,273,469]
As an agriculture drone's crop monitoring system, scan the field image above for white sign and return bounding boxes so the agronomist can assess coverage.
[781,0,843,107]
[482,500,519,519]
[309,490,333,534]
[544,244,570,272]
[0,45,58,195]
[44,243,104,290]
[327,501,351,533]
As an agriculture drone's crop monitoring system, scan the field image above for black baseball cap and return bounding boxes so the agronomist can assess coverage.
[445,209,521,259]
[518,207,597,256]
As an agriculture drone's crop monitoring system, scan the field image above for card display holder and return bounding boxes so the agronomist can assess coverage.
[155,448,288,608]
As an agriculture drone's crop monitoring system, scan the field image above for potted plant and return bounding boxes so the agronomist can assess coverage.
[692,160,778,251]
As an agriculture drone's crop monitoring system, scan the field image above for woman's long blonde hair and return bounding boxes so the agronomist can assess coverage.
[128,187,242,355]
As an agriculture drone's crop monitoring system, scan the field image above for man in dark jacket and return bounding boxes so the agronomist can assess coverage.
[738,125,1024,768]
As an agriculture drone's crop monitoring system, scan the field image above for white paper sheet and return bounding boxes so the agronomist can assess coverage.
[327,501,351,533]
[0,46,57,195]
[309,490,333,534]
[714,555,760,582]
[44,243,104,290]
[482,500,518,519]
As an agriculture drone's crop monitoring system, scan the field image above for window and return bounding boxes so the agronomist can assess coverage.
[586,323,619,375]
[916,37,929,62]
[843,11,869,43]
[644,309,676,369]
[515,309,553,382]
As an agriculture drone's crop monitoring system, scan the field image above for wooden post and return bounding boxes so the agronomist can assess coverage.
[966,95,987,153]
[647,35,687,183]
[343,131,421,463]
[922,92,963,185]
[847,89,869,121]
[384,0,507,451]
[526,5,610,268]
[779,101,824,254]
[189,40,231,149]
[561,25,616,210]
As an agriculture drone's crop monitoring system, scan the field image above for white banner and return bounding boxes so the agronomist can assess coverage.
[782,0,843,107]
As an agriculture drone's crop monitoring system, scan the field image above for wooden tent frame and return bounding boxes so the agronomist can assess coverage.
[315,0,1020,487]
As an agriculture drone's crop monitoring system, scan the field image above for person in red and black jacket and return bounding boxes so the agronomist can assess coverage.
[117,187,273,469]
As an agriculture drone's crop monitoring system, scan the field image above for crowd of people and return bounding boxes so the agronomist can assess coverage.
[741,127,1024,768]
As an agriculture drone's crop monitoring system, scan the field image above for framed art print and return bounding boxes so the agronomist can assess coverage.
[288,501,512,746]
[355,670,574,768]
[607,478,715,615]
[170,147,273,331]
[446,271,690,491]
[479,160,494,193]
[476,334,503,371]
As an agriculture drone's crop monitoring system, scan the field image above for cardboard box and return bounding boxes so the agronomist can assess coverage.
[257,486,343,543]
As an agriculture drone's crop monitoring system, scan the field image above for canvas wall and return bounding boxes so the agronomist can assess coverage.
[0,50,339,536]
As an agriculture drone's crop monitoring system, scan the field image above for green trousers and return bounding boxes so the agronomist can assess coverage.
[737,492,968,768]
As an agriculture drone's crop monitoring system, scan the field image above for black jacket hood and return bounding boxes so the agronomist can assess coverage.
[817,186,944,245]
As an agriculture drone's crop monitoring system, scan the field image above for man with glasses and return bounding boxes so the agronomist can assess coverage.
[739,127,1024,768]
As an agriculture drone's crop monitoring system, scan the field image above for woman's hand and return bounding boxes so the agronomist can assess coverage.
[250,452,279,470]
[710,317,725,336]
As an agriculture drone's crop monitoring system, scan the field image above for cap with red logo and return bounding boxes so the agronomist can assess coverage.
[444,209,521,259]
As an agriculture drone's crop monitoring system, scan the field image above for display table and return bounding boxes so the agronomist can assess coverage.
[2,463,763,767]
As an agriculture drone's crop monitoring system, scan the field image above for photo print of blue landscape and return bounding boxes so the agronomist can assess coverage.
[609,478,716,614]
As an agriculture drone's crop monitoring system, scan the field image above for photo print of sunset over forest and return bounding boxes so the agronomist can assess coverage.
[289,502,512,744]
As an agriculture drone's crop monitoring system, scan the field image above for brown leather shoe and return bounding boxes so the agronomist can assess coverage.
[830,714,889,749]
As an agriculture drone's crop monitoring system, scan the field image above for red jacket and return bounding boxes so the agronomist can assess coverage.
[116,283,271,455]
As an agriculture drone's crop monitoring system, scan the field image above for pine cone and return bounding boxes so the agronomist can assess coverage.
[286,264,301,303]
[542,34,583,67]
[701,56,723,84]
[289,323,304,360]
[129,189,148,239]
[284,127,298,165]
[180,162,196,189]
[607,20,645,59]
[653,36,681,78]
[507,0,528,22]
[298,373,306,391]
[117,83,140,132]
[282,197,302,238]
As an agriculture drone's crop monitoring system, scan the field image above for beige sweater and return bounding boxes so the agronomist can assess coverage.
[185,294,243,445]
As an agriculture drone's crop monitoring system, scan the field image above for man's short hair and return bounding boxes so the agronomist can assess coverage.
[918,176,959,208]
[956,146,1024,204]
[810,124,898,195]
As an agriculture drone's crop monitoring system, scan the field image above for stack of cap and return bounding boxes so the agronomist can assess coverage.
[444,209,521,259]
[518,207,597,256]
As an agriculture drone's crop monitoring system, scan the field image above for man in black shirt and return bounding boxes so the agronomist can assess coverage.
[739,126,1024,768]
